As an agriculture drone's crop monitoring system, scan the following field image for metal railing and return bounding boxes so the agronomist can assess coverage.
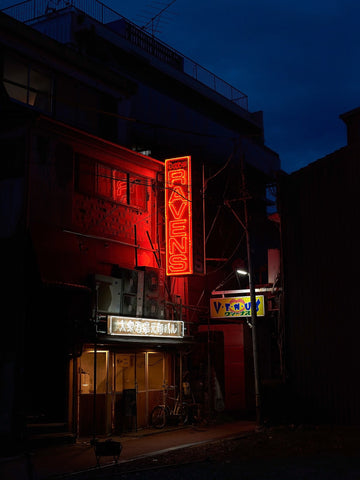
[1,0,248,110]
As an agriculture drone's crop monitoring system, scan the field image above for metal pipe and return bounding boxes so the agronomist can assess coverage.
[240,158,262,427]
[92,284,99,441]
[245,223,262,426]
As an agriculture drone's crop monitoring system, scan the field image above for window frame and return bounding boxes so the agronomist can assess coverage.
[2,54,54,114]
[76,154,148,211]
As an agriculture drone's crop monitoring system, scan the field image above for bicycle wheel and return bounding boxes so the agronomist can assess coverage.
[151,405,166,428]
[191,403,202,425]
[178,403,189,425]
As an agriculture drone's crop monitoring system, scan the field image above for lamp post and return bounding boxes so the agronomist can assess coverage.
[203,150,262,425]
[237,253,262,426]
[226,202,262,427]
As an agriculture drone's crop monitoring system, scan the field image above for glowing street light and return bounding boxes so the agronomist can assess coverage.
[236,269,248,276]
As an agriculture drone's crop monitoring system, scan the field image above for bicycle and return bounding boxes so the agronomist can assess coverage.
[150,385,190,429]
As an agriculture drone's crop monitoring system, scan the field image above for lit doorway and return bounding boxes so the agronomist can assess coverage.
[78,349,171,435]
[78,349,110,436]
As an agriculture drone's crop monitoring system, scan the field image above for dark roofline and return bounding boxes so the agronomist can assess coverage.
[339,106,360,123]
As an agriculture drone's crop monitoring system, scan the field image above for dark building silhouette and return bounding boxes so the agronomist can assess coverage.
[279,106,360,424]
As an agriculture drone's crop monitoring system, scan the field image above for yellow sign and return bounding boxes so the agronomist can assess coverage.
[210,296,265,318]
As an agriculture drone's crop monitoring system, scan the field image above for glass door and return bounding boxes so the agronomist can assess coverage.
[113,353,136,433]
[78,349,110,435]
[115,352,169,430]
[135,353,147,428]
[148,352,167,418]
[101,350,173,432]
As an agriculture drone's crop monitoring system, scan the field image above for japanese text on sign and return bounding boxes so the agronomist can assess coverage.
[210,296,265,318]
[108,316,184,338]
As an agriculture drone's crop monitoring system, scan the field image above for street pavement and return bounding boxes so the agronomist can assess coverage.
[0,419,256,479]
[3,421,360,479]
[76,423,360,480]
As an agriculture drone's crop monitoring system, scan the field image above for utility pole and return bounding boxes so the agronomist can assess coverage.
[224,154,262,427]
[244,216,262,426]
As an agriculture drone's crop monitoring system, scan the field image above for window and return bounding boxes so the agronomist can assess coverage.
[76,154,147,209]
[113,170,128,204]
[2,55,53,113]
[80,351,108,394]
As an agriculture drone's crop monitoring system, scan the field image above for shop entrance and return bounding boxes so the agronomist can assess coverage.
[78,348,170,435]
[78,349,111,436]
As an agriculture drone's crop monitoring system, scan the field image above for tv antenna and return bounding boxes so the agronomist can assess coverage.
[140,1,177,36]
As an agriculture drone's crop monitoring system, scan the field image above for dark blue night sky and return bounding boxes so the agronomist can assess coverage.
[2,0,359,173]
[107,0,360,173]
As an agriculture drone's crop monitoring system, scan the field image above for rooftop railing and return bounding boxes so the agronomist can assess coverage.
[1,0,248,110]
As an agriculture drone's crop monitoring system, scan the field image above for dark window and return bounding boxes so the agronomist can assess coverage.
[2,55,53,113]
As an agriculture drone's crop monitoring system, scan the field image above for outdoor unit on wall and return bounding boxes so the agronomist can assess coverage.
[121,268,138,317]
[95,268,164,324]
[95,274,122,315]
[143,268,165,319]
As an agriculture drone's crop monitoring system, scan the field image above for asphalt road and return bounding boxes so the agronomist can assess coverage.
[118,454,360,479]
[59,425,360,479]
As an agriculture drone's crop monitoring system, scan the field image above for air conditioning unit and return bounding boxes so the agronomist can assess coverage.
[143,269,164,319]
[95,274,122,315]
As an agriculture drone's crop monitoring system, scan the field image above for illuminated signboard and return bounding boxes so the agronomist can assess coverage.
[165,156,193,275]
[108,316,184,339]
[210,296,265,318]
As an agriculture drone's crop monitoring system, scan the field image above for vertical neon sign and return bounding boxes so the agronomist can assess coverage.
[165,156,193,276]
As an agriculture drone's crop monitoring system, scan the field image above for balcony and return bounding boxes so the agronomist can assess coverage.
[2,0,248,110]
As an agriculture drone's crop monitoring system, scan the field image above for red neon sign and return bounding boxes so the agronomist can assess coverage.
[165,156,193,276]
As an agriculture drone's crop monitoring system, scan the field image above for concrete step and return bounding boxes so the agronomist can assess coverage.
[26,422,75,448]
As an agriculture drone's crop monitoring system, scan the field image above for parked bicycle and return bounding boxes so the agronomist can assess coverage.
[151,383,203,428]
[150,385,191,429]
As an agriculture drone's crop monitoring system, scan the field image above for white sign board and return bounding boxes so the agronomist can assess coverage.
[108,316,184,339]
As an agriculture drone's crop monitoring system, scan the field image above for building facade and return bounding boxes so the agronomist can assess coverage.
[0,0,281,446]
[278,107,360,424]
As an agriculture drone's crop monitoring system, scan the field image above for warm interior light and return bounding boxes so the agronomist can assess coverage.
[237,269,248,276]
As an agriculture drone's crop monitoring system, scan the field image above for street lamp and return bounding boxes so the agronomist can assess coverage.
[203,151,262,425]
[226,203,262,427]
[236,269,248,276]
[236,265,262,425]
[244,245,262,428]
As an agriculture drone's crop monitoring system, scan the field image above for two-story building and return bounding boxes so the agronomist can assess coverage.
[0,0,281,446]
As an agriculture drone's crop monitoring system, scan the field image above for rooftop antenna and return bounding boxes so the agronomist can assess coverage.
[140,0,177,36]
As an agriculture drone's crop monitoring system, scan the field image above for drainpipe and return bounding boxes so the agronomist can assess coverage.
[92,284,99,443]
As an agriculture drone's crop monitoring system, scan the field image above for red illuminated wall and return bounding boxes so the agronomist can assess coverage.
[165,156,193,275]
[199,324,246,411]
[28,119,163,283]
